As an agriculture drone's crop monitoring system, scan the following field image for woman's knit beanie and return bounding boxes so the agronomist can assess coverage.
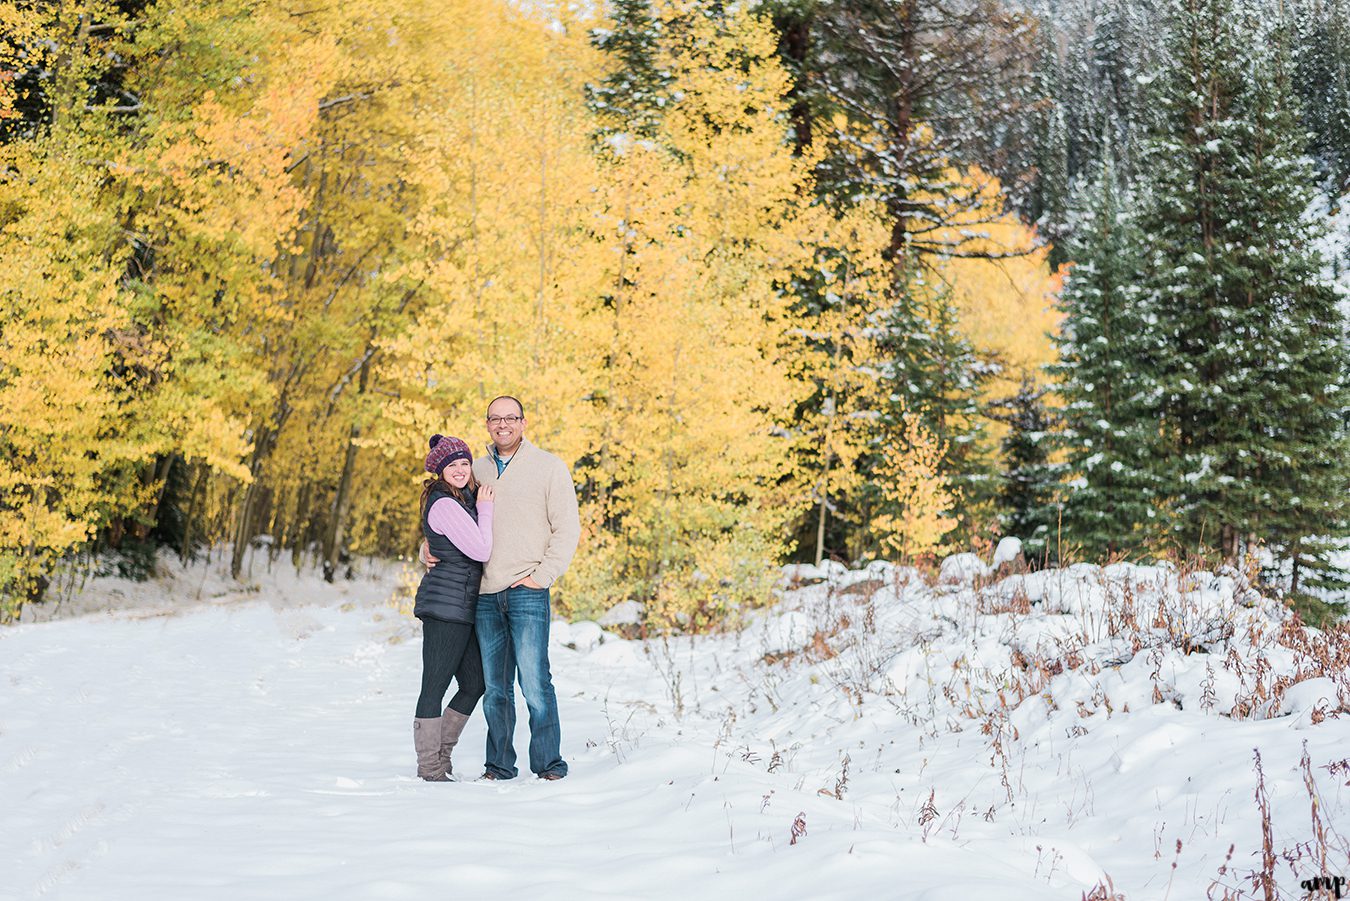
[425,434,473,475]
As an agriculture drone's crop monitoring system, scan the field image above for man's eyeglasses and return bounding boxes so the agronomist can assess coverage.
[486,415,523,425]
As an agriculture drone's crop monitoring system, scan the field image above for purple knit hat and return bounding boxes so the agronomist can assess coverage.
[425,434,472,475]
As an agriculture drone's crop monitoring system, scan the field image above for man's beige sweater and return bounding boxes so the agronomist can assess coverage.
[472,437,581,594]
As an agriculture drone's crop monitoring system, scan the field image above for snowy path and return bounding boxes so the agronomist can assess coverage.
[3,560,1348,899]
[2,597,1008,901]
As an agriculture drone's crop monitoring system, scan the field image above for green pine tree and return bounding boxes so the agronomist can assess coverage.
[990,377,1060,561]
[1292,0,1350,189]
[585,0,671,146]
[1136,0,1350,576]
[1039,107,1073,270]
[1049,146,1163,559]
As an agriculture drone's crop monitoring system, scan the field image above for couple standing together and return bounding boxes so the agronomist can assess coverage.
[411,395,580,783]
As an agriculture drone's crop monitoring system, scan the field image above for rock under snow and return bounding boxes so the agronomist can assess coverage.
[1279,677,1341,723]
[992,537,1023,568]
[780,560,848,584]
[939,552,992,584]
[565,620,604,652]
[599,600,644,628]
[762,610,813,654]
[596,601,644,639]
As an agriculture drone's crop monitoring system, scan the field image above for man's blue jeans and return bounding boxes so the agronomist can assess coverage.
[475,586,567,779]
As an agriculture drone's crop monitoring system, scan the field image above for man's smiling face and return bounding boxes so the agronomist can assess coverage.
[486,397,525,454]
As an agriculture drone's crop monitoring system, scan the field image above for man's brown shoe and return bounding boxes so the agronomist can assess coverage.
[539,772,565,781]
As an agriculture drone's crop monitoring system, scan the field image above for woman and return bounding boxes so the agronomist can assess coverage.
[412,434,494,781]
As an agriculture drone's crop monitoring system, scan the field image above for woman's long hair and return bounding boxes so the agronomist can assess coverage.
[420,468,479,521]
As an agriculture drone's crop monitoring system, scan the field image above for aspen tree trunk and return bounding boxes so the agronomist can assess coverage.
[814,465,831,568]
[20,487,49,611]
[469,78,486,403]
[814,354,842,568]
[815,262,853,567]
[534,106,549,369]
[231,431,274,580]
[598,177,635,520]
[142,455,177,538]
[230,482,258,581]
[323,356,369,582]
[324,427,359,583]
[655,345,681,589]
[290,483,312,571]
[179,466,208,562]
[48,6,91,131]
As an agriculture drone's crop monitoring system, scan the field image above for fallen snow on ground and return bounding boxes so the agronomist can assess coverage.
[3,554,1348,899]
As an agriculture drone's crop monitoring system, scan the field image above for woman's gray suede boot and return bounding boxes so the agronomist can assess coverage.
[414,717,450,781]
[440,709,471,778]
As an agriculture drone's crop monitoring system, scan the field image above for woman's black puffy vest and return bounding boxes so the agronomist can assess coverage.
[414,488,483,624]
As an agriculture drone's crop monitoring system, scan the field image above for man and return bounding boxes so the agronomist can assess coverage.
[427,395,580,781]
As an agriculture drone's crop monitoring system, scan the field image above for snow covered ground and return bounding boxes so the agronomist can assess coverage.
[3,552,1348,900]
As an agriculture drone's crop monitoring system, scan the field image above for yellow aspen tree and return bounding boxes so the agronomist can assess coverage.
[368,0,607,549]
[788,203,893,567]
[248,0,464,577]
[870,410,960,562]
[924,167,1064,404]
[567,3,815,627]
[0,147,131,615]
[122,0,502,576]
[1,1,339,607]
[0,2,164,614]
[122,1,324,469]
[103,1,345,575]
